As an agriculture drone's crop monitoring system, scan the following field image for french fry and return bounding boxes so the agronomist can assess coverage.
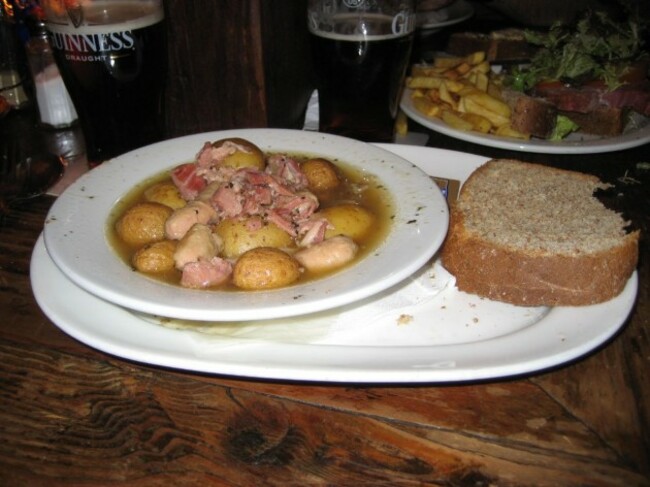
[463,97,510,127]
[406,76,445,89]
[395,110,408,136]
[459,112,492,133]
[441,109,474,131]
[427,88,442,103]
[495,125,531,139]
[454,62,473,76]
[468,60,490,74]
[457,96,467,113]
[413,97,442,117]
[487,81,503,99]
[438,82,457,109]
[411,64,447,77]
[474,72,489,92]
[463,51,486,65]
[443,79,465,93]
[458,84,481,97]
[464,92,511,118]
[433,56,465,69]
[406,50,522,139]
[433,51,485,69]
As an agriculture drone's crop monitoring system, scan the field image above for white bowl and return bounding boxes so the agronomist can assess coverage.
[43,129,448,321]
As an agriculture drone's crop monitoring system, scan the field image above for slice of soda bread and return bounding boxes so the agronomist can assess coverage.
[440,159,639,306]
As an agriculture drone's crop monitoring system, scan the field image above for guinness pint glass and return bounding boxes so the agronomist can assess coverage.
[42,0,167,166]
[308,0,415,142]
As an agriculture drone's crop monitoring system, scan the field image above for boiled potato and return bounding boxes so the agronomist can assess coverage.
[321,204,375,241]
[132,240,177,273]
[233,247,301,290]
[215,216,293,259]
[212,137,265,170]
[144,182,186,209]
[301,158,341,192]
[115,202,173,246]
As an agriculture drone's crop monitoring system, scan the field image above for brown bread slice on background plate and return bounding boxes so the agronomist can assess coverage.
[440,159,639,306]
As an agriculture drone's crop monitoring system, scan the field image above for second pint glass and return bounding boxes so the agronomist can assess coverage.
[41,0,167,166]
[308,0,415,142]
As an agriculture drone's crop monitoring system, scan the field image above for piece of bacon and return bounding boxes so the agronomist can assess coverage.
[180,257,233,289]
[265,209,297,236]
[211,186,244,218]
[196,140,252,168]
[298,217,329,247]
[171,163,207,201]
[196,142,214,167]
[266,154,309,191]
[279,191,319,221]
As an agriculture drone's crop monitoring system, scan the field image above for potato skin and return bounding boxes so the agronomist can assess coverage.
[321,204,375,241]
[233,247,301,290]
[212,137,265,170]
[301,158,341,192]
[144,182,186,209]
[115,202,173,246]
[216,217,293,258]
[132,240,177,273]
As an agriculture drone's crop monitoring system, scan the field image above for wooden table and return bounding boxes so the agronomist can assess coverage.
[1,100,649,485]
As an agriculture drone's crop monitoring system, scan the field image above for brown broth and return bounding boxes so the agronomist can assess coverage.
[107,153,395,290]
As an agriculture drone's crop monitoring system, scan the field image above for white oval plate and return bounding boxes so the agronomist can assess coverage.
[31,145,638,383]
[401,90,650,154]
[417,0,474,31]
[43,129,448,321]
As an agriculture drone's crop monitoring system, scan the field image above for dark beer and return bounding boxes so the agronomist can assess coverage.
[310,15,413,142]
[45,2,166,164]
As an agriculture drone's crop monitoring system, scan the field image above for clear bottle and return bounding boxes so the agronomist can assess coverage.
[0,2,30,109]
[25,17,78,128]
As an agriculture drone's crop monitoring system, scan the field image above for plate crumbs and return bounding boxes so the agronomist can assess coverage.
[397,314,413,325]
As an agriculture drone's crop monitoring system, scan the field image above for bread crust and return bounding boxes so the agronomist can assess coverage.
[440,160,640,306]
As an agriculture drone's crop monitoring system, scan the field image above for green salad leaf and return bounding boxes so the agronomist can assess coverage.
[549,115,580,140]
[507,10,646,91]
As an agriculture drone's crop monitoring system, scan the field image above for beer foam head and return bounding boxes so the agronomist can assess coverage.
[309,12,414,40]
[45,0,163,34]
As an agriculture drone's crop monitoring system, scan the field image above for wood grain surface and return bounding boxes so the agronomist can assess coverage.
[1,157,649,484]
[163,0,314,138]
[1,0,649,484]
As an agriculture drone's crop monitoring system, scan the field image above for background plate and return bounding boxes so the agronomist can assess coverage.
[401,91,650,154]
[418,0,474,31]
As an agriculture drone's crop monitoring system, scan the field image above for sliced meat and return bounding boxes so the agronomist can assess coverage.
[601,82,650,116]
[171,163,206,200]
[532,81,601,113]
[275,191,319,221]
[561,107,625,136]
[532,79,650,117]
[211,185,244,218]
[196,142,214,167]
[265,209,296,237]
[173,223,223,270]
[298,217,330,247]
[294,235,358,273]
[196,140,247,168]
[265,154,309,191]
[180,257,233,289]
